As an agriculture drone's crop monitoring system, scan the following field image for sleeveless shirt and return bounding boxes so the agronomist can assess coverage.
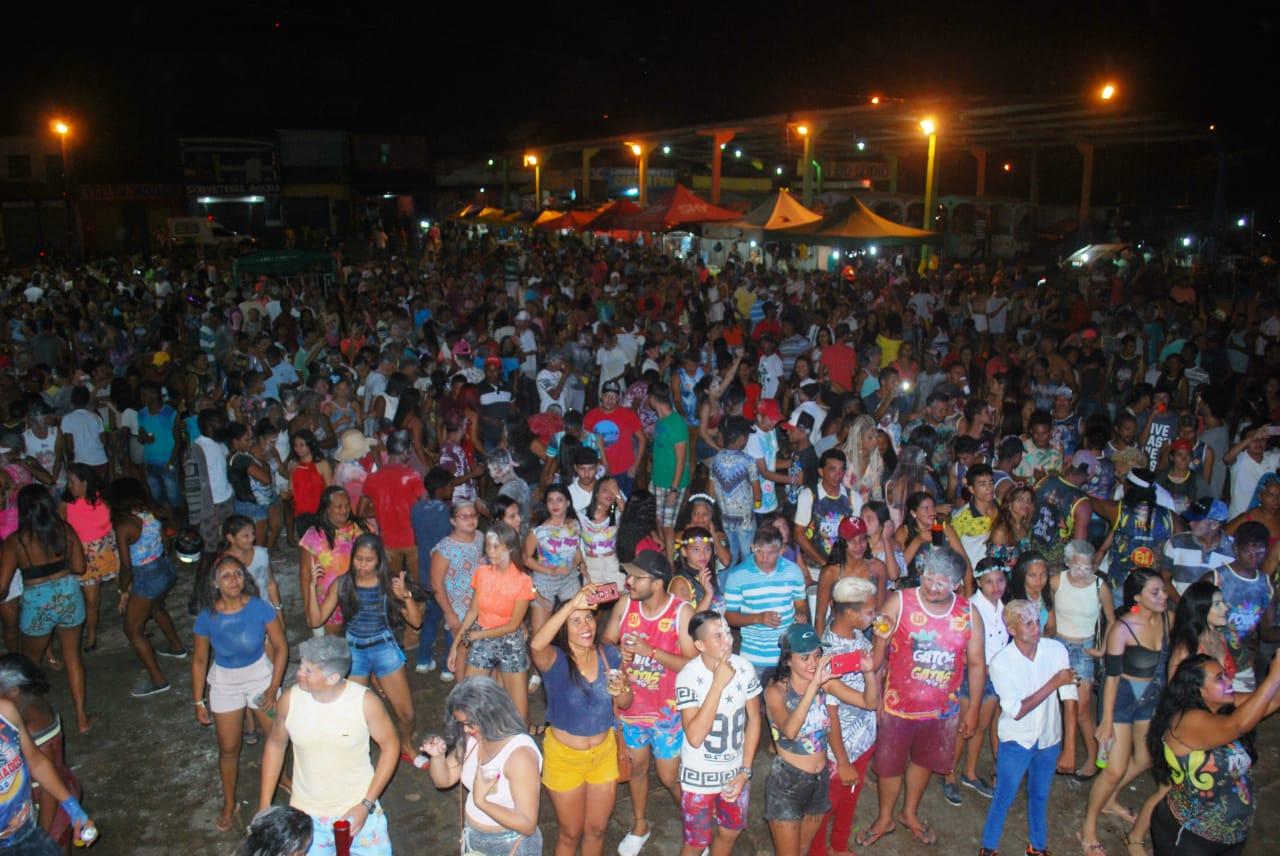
[883,588,971,720]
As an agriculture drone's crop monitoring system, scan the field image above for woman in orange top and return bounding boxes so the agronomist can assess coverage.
[448,523,536,722]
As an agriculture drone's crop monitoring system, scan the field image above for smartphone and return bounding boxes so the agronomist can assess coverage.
[829,651,864,676]
[586,583,619,605]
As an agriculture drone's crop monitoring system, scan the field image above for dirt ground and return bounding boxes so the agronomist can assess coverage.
[53,543,1280,855]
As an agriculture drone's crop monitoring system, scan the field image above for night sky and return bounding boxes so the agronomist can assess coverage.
[6,3,1279,214]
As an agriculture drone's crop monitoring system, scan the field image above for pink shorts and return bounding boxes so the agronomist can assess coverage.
[872,712,958,778]
[681,785,749,847]
[207,654,273,714]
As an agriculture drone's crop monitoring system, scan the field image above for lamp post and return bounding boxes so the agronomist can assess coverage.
[625,141,651,206]
[796,123,815,206]
[920,117,938,271]
[50,119,76,262]
[523,154,540,208]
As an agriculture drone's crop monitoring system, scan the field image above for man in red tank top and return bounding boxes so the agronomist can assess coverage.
[860,547,986,848]
[603,550,696,856]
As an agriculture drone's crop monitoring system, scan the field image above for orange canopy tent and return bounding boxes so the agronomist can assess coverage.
[536,208,605,231]
[779,197,939,244]
[617,184,741,232]
[729,189,822,231]
[582,199,643,232]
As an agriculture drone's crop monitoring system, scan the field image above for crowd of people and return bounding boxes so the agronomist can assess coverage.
[0,225,1279,856]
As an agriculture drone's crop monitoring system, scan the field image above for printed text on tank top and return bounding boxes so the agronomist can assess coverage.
[883,588,971,720]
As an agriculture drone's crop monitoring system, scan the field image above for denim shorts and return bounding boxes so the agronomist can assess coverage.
[462,826,543,856]
[1058,637,1097,682]
[959,663,997,702]
[233,499,269,522]
[132,557,176,600]
[347,631,407,679]
[532,571,580,607]
[466,628,530,673]
[1113,676,1160,724]
[764,756,831,822]
[20,576,85,637]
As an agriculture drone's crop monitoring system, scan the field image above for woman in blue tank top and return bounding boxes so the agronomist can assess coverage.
[306,533,423,760]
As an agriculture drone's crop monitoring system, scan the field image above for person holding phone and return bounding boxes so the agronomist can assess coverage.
[979,599,1078,856]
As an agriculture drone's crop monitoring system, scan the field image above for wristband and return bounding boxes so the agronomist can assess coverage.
[60,796,89,826]
[360,798,376,814]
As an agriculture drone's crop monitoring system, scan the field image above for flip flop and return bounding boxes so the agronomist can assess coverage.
[854,825,896,848]
[242,728,260,747]
[1077,831,1107,856]
[897,816,936,846]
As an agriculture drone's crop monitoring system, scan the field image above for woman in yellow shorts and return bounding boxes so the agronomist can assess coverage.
[531,583,633,856]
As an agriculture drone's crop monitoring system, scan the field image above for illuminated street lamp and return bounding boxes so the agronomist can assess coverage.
[795,122,815,205]
[523,154,540,206]
[624,141,651,206]
[49,118,77,261]
[920,117,939,270]
[1100,82,1116,100]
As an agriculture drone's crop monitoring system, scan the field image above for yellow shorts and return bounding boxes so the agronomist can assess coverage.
[541,728,618,792]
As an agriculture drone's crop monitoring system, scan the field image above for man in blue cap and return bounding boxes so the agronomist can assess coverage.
[1161,496,1233,603]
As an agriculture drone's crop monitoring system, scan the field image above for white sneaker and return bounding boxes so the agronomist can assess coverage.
[617,831,650,856]
[414,660,436,674]
[440,670,455,683]
[528,674,542,692]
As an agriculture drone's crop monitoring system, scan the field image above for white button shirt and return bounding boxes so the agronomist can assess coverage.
[988,637,1078,749]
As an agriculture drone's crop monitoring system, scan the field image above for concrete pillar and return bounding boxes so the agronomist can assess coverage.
[886,152,899,194]
[1077,142,1095,240]
[581,147,599,203]
[971,148,988,197]
[1029,148,1039,205]
[701,130,736,205]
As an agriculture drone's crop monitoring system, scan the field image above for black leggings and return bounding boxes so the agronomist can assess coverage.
[1151,800,1245,856]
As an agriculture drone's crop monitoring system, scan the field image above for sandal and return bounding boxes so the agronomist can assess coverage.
[242,728,260,747]
[1076,832,1107,856]
[854,824,896,848]
[897,816,936,846]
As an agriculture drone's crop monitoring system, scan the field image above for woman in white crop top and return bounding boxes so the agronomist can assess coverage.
[1051,539,1116,777]
[423,677,543,856]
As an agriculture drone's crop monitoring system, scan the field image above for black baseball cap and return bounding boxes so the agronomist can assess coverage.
[622,550,672,583]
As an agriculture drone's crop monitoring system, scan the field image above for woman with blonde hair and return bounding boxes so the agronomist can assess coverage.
[840,414,885,503]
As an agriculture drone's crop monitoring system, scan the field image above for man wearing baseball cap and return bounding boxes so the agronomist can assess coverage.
[746,399,802,521]
[605,550,695,856]
[1161,496,1234,601]
[585,379,646,499]
[358,429,425,577]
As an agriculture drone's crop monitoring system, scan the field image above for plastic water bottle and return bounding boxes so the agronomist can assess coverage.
[1096,737,1114,769]
[73,825,98,847]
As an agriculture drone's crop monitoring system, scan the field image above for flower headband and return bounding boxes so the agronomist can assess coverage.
[677,535,715,548]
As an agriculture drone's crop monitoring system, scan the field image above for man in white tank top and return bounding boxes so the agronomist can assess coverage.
[258,637,399,855]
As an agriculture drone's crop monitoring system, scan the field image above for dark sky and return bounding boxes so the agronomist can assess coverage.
[6,2,1278,206]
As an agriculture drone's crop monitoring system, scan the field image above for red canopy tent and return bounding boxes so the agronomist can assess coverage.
[581,199,643,232]
[617,184,741,232]
[535,209,602,231]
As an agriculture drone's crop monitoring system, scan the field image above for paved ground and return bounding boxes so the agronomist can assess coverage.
[53,542,1280,855]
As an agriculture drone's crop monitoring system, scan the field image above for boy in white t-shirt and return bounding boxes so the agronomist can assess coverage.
[59,386,109,474]
[674,611,762,855]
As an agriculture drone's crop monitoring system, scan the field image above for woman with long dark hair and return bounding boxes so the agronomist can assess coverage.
[1143,654,1280,855]
[192,554,288,832]
[529,585,631,856]
[523,485,585,633]
[988,484,1035,572]
[427,500,483,682]
[287,429,333,537]
[423,677,544,856]
[0,486,93,733]
[1007,551,1055,634]
[306,532,421,759]
[1080,569,1169,855]
[448,524,535,722]
[59,463,119,652]
[579,478,626,590]
[110,477,186,698]
[297,486,375,636]
[896,490,970,589]
[669,526,721,613]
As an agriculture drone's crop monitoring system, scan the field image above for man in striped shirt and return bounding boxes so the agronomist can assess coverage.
[722,525,809,682]
[1161,496,1234,602]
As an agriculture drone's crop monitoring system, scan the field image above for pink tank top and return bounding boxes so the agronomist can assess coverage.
[618,594,683,726]
[883,588,971,720]
[64,498,112,542]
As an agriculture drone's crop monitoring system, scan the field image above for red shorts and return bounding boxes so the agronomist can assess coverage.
[872,711,958,778]
[681,786,749,847]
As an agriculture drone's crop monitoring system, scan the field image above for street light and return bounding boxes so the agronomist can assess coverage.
[1002,162,1013,172]
[661,145,671,155]
[1100,83,1116,101]
[795,122,815,205]
[920,117,939,271]
[49,119,75,261]
[523,154,540,207]
[624,141,651,206]
[856,141,866,152]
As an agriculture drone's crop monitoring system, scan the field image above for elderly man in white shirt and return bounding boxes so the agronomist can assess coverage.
[980,599,1079,856]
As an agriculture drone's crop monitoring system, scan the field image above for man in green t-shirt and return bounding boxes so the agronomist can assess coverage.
[648,384,689,558]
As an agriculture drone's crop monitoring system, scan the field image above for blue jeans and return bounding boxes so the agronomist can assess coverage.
[614,471,634,499]
[416,598,449,664]
[145,463,182,510]
[725,523,756,567]
[981,739,1060,851]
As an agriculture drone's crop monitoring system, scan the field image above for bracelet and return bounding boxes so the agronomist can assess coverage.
[194,699,207,708]
[360,798,376,813]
